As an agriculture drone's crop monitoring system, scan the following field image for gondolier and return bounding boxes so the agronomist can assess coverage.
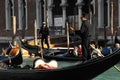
[39,22,50,49]
[75,15,91,60]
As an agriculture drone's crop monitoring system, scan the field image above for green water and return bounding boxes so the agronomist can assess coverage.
[23,57,120,80]
[93,62,120,80]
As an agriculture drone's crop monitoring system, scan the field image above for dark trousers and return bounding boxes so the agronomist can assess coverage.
[81,37,90,60]
[41,36,49,49]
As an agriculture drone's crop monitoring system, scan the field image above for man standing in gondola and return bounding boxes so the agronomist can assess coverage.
[39,22,50,50]
[75,15,91,60]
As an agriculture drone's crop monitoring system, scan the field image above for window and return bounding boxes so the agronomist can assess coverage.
[18,0,28,30]
[98,0,109,28]
[5,0,14,30]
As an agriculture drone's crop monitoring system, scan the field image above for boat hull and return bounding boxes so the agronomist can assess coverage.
[0,49,120,80]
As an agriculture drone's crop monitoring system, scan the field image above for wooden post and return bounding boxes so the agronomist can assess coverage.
[12,16,16,45]
[66,20,70,52]
[111,1,114,45]
[34,20,38,46]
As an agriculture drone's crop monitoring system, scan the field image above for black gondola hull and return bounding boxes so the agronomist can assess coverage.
[0,49,120,80]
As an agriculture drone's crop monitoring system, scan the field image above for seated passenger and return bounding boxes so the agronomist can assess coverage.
[73,46,79,56]
[65,49,74,57]
[66,46,80,57]
[77,44,82,57]
[101,46,113,56]
[113,43,120,51]
[56,49,74,57]
[91,44,103,59]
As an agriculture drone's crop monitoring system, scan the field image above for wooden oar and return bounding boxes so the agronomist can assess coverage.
[90,44,120,72]
[38,41,44,59]
[113,65,120,72]
[40,48,44,59]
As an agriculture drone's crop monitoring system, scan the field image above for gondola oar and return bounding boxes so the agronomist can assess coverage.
[40,47,44,59]
[113,65,120,72]
[90,44,120,72]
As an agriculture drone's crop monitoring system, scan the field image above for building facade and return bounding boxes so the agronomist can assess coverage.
[0,0,120,43]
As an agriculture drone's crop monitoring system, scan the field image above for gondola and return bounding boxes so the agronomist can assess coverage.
[21,39,39,55]
[21,40,82,61]
[0,47,23,66]
[0,49,120,80]
[21,45,83,61]
[43,49,83,61]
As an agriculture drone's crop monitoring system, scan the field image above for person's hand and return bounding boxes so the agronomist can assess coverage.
[70,27,74,31]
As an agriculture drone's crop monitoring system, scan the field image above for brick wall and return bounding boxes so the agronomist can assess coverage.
[0,0,120,43]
